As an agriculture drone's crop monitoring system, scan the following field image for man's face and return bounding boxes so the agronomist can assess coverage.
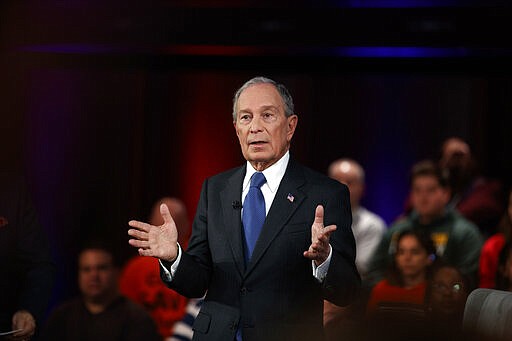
[440,138,472,172]
[78,249,118,302]
[411,175,450,220]
[234,83,297,171]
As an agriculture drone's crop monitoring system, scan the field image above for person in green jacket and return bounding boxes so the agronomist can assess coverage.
[366,159,483,290]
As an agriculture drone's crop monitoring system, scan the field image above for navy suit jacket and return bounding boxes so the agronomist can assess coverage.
[165,158,360,341]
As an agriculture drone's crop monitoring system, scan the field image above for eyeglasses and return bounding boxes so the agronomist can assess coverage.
[431,282,464,294]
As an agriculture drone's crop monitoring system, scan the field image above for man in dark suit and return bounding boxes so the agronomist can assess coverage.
[128,77,360,341]
[0,173,55,340]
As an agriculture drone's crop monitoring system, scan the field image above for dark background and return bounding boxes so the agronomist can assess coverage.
[1,0,511,313]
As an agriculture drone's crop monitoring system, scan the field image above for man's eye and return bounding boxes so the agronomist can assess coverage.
[240,114,251,121]
[263,112,275,120]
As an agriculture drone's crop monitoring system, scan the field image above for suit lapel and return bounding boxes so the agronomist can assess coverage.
[220,165,246,278]
[245,159,306,277]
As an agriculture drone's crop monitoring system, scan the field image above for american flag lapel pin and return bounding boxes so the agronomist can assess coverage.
[287,193,295,203]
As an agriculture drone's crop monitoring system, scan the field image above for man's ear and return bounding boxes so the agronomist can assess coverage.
[287,115,298,140]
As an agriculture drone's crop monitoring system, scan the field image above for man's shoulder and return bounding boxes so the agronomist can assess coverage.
[47,297,83,320]
[358,207,387,229]
[207,165,245,182]
[449,211,482,236]
[388,216,412,231]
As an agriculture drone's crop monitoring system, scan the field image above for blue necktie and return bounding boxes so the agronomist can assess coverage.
[242,172,266,262]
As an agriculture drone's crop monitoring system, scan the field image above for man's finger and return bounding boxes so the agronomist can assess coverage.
[127,228,148,240]
[320,225,337,236]
[314,205,324,225]
[138,248,154,257]
[128,220,151,232]
[128,239,149,248]
[160,203,174,225]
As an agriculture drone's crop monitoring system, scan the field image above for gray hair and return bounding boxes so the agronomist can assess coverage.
[232,76,295,122]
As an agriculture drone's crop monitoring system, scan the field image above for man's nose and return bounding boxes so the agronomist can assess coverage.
[249,116,264,132]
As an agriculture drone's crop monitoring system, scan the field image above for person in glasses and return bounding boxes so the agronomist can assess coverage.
[426,264,470,339]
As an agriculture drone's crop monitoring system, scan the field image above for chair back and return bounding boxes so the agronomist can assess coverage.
[463,288,512,340]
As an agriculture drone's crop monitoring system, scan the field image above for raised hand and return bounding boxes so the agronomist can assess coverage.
[303,205,337,266]
[128,203,179,262]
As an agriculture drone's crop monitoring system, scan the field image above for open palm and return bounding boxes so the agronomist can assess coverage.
[128,203,179,262]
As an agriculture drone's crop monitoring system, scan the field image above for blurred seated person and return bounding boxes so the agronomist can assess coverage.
[120,197,190,339]
[365,230,436,340]
[425,264,470,339]
[439,137,504,237]
[479,186,512,288]
[0,173,55,340]
[367,160,484,289]
[404,137,504,237]
[324,158,386,340]
[41,240,160,341]
[327,158,387,280]
[366,230,435,315]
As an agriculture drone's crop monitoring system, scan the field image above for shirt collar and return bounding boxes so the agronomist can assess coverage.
[243,151,290,193]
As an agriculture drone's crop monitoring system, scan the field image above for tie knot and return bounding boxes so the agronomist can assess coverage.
[250,172,266,189]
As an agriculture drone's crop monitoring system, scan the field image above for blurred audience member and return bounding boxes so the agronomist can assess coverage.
[0,173,55,340]
[324,158,386,340]
[120,197,190,339]
[365,230,435,340]
[327,158,387,279]
[366,230,435,315]
[368,160,483,289]
[479,187,512,288]
[425,264,470,339]
[41,241,160,341]
[439,137,504,237]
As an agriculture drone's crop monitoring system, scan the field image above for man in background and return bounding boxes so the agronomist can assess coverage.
[368,160,483,289]
[439,137,504,238]
[41,241,160,341]
[327,158,387,279]
[324,159,386,340]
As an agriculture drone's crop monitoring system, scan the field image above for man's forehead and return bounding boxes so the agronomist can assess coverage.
[238,104,280,113]
[79,249,113,263]
[412,176,441,187]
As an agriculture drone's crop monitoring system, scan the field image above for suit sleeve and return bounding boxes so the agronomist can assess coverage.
[323,184,361,306]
